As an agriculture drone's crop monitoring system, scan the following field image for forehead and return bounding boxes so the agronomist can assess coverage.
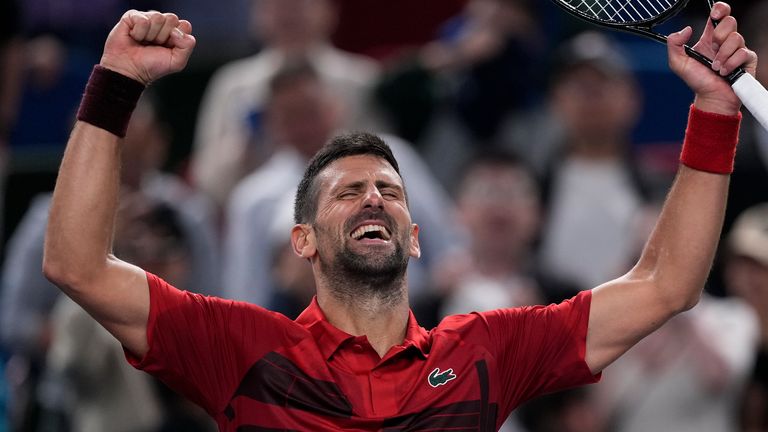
[316,155,403,192]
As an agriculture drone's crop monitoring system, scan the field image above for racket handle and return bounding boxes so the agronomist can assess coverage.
[732,73,768,131]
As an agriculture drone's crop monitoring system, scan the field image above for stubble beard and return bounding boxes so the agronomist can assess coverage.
[316,221,409,309]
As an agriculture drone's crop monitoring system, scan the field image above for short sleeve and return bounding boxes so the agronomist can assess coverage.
[125,272,295,415]
[479,290,600,412]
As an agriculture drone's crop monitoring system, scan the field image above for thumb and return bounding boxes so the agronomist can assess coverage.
[667,26,693,68]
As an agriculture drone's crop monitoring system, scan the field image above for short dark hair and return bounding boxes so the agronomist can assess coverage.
[294,132,403,224]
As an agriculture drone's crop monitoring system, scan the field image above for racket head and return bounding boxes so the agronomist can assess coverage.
[552,0,691,28]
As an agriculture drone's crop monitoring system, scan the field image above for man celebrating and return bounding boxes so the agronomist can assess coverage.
[44,6,756,430]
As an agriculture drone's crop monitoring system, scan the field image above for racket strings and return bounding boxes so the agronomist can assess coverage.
[565,0,676,23]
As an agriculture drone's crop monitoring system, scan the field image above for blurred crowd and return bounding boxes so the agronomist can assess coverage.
[1,0,768,431]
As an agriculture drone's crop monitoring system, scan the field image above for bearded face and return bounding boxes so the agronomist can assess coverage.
[297,155,421,300]
[315,206,410,291]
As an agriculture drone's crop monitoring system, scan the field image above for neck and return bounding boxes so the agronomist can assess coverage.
[315,276,410,358]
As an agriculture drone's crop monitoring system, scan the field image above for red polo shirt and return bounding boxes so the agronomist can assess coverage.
[128,272,599,431]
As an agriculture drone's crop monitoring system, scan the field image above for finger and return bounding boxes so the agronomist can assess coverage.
[127,12,151,41]
[168,33,196,73]
[711,15,737,51]
[153,13,180,45]
[144,12,166,42]
[720,47,757,76]
[713,31,745,74]
[169,30,196,51]
[168,20,194,48]
[177,20,192,35]
[710,1,732,21]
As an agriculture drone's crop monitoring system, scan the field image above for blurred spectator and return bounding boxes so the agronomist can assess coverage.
[0,2,23,427]
[414,151,579,328]
[375,0,546,189]
[724,204,768,431]
[516,387,605,432]
[704,0,768,299]
[0,94,219,431]
[191,0,382,205]
[595,298,758,432]
[263,190,316,319]
[44,196,216,432]
[2,34,90,261]
[537,32,651,291]
[723,1,768,234]
[223,60,457,309]
[413,151,583,432]
[592,205,759,432]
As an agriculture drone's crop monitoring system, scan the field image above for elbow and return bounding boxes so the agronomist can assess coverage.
[679,290,702,312]
[659,280,702,314]
[42,255,75,289]
[42,253,90,292]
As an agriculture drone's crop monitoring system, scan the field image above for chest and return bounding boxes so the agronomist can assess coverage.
[219,337,501,431]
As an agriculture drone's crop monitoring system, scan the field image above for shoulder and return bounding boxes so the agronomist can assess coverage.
[146,272,296,330]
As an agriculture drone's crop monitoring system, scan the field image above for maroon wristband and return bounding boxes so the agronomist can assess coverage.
[679,104,741,174]
[76,65,145,137]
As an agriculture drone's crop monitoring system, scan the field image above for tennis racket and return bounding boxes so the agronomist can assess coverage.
[550,0,768,131]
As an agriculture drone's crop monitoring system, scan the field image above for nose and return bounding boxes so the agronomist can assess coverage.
[362,185,384,210]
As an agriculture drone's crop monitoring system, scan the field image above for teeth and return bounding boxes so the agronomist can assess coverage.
[350,224,391,240]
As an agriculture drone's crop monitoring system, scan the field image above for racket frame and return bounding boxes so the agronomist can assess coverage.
[550,0,746,83]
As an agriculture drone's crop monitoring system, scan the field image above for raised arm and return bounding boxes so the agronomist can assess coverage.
[43,10,195,358]
[585,2,758,374]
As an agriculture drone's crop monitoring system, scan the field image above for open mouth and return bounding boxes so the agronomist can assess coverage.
[350,224,392,241]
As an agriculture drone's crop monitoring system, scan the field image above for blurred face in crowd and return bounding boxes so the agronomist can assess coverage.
[299,155,420,297]
[457,162,540,259]
[114,196,190,288]
[252,0,336,48]
[551,64,640,142]
[266,75,342,158]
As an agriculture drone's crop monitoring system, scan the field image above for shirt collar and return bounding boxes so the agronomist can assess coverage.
[295,297,430,361]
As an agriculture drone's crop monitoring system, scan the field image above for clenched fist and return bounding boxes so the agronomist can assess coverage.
[100,10,196,85]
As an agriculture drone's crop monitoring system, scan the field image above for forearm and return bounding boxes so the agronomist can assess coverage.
[587,107,738,373]
[632,107,738,311]
[43,122,122,289]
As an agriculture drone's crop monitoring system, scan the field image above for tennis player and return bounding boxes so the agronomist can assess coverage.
[44,4,756,430]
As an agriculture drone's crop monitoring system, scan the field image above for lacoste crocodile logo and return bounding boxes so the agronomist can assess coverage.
[428,367,457,388]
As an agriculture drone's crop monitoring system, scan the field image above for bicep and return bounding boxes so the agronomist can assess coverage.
[65,257,150,359]
[586,276,677,374]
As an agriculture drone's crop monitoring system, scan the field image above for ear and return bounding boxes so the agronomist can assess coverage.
[291,224,317,259]
[408,223,421,259]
